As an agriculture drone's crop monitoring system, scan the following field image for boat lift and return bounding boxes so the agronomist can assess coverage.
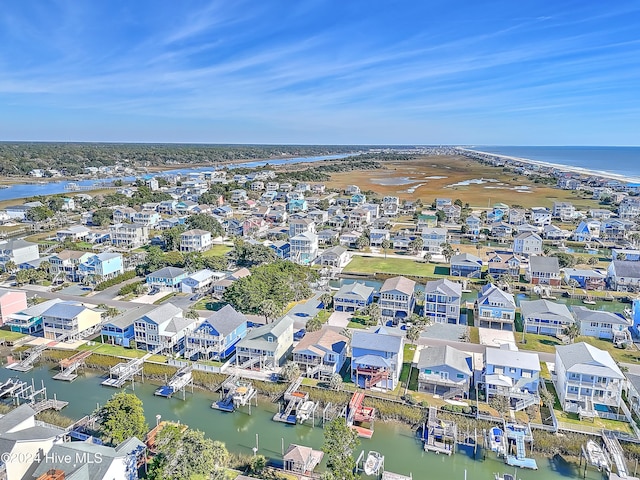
[155,365,194,400]
[101,346,163,388]
[273,376,307,424]
[53,350,94,382]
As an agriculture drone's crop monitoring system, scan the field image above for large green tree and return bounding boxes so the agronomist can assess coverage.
[96,392,147,445]
[322,418,359,480]
[186,213,224,238]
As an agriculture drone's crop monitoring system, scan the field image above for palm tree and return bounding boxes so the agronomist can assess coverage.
[320,293,333,310]
[440,242,455,262]
[381,239,391,259]
[4,260,17,274]
[563,322,581,343]
[260,299,282,323]
[406,325,422,343]
[409,237,424,255]
[365,303,382,325]
[184,309,200,321]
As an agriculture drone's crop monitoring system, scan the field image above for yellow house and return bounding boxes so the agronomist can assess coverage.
[42,301,102,340]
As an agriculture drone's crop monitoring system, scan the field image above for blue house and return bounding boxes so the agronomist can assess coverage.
[288,199,308,213]
[269,240,291,260]
[101,315,135,347]
[78,253,124,283]
[146,266,187,292]
[333,282,374,312]
[450,253,483,278]
[474,283,516,330]
[185,305,248,360]
[351,326,404,390]
[4,299,66,335]
[484,346,541,407]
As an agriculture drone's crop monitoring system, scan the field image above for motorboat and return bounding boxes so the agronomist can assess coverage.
[585,439,609,471]
[488,426,506,456]
[363,451,384,476]
[494,474,515,480]
[296,400,315,421]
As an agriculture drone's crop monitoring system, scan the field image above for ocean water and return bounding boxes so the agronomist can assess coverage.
[470,146,640,178]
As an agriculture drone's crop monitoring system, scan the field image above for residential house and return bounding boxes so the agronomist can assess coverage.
[573,306,631,343]
[56,225,90,242]
[317,245,350,268]
[526,255,561,286]
[369,228,391,247]
[0,404,65,480]
[435,198,452,209]
[235,315,294,369]
[350,193,367,206]
[484,346,541,408]
[488,203,510,223]
[612,249,640,262]
[78,252,124,283]
[351,327,404,390]
[474,283,517,330]
[184,304,248,360]
[573,221,601,242]
[345,185,361,195]
[289,217,316,238]
[0,288,27,327]
[487,251,522,278]
[49,250,93,282]
[619,197,640,219]
[283,444,324,475]
[109,223,149,248]
[450,253,482,278]
[588,208,613,220]
[180,229,213,252]
[602,219,634,242]
[543,224,572,240]
[421,228,447,254]
[157,200,178,215]
[553,201,577,221]
[132,210,161,226]
[134,303,196,354]
[146,266,187,291]
[230,189,248,203]
[624,374,640,419]
[417,212,438,229]
[382,196,400,216]
[348,208,371,228]
[490,222,513,240]
[181,269,220,294]
[508,208,527,226]
[269,240,291,260]
[531,207,552,226]
[307,209,329,224]
[317,229,339,245]
[288,198,308,213]
[423,278,462,325]
[417,345,472,398]
[100,311,136,347]
[0,238,40,266]
[442,204,462,222]
[42,301,102,340]
[4,298,65,335]
[361,203,380,220]
[293,327,349,379]
[466,215,481,235]
[379,276,416,324]
[520,299,574,336]
[333,282,374,312]
[607,260,640,291]
[554,342,624,413]
[563,268,606,290]
[339,231,361,248]
[290,231,318,265]
[512,232,543,256]
[211,268,250,297]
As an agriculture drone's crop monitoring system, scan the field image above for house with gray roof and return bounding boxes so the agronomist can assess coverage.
[351,327,404,390]
[554,342,624,414]
[333,282,374,312]
[146,266,187,292]
[625,373,640,418]
[180,268,221,294]
[42,301,102,341]
[526,255,561,286]
[235,315,294,369]
[316,245,350,268]
[379,276,416,325]
[133,303,197,354]
[572,305,631,343]
[484,346,540,411]
[520,299,574,336]
[607,260,640,292]
[0,238,40,267]
[417,345,472,398]
[474,283,516,330]
[424,278,462,324]
[450,253,482,278]
[293,327,349,379]
[283,443,324,475]
[184,304,248,360]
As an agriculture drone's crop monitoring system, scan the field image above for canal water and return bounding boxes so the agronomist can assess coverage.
[0,366,604,480]
[0,153,354,202]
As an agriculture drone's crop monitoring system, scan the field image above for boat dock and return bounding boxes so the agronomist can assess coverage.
[212,374,239,412]
[422,407,456,455]
[602,432,638,479]
[273,376,308,424]
[101,346,162,388]
[155,365,193,399]
[504,423,538,470]
[0,377,68,412]
[53,350,94,382]
[346,391,375,438]
[5,343,49,372]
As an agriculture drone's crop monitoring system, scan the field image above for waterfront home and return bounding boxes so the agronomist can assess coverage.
[624,373,640,419]
[474,283,517,330]
[563,268,606,290]
[484,346,540,409]
[530,207,552,226]
[553,201,577,221]
[235,315,294,369]
[230,189,248,203]
[0,404,65,480]
[619,197,640,219]
[109,223,149,249]
[269,240,291,260]
[283,444,324,475]
[0,238,40,266]
[417,345,472,398]
[292,327,349,379]
[56,224,90,242]
[288,198,308,213]
[146,266,187,292]
[100,312,136,347]
[290,231,318,265]
[520,299,574,336]
[421,227,447,254]
[416,212,438,229]
[572,306,631,343]
[316,245,350,268]
[379,276,416,324]
[488,203,510,223]
[543,224,572,240]
[316,229,340,245]
[180,269,220,294]
[4,298,65,335]
[133,209,161,226]
[554,342,624,414]
[450,253,482,278]
[490,222,513,240]
[134,303,196,354]
[351,327,404,390]
[612,249,640,262]
[382,196,400,216]
[442,204,462,222]
[289,217,316,237]
[526,255,561,286]
[487,251,522,278]
[572,221,601,242]
[512,232,543,256]
[185,304,248,360]
[42,301,102,340]
[508,208,527,226]
[345,185,361,195]
[466,215,482,235]
[49,250,93,282]
[333,282,374,312]
[369,228,391,247]
[607,260,640,291]
[78,252,124,284]
[423,278,462,325]
[180,229,213,253]
[339,231,361,248]
[0,288,27,327]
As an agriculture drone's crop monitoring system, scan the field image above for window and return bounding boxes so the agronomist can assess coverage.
[456,373,465,379]
[522,371,532,378]
[494,367,504,375]
[424,369,432,374]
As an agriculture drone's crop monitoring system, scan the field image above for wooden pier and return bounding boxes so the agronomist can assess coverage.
[53,350,93,382]
[346,391,375,438]
[422,407,456,455]
[155,365,194,399]
[273,376,308,424]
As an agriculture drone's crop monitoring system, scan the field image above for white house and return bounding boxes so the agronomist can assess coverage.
[512,232,543,256]
[572,305,631,343]
[180,229,213,252]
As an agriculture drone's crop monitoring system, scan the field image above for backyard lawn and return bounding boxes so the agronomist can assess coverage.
[78,343,168,363]
[343,255,437,277]
[0,330,27,342]
[519,333,640,364]
[203,244,233,257]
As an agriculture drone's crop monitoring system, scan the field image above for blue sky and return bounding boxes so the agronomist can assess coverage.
[1,1,640,145]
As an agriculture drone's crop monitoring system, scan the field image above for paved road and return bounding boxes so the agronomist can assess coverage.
[20,285,147,309]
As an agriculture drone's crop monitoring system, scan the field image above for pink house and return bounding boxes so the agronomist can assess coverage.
[0,288,28,326]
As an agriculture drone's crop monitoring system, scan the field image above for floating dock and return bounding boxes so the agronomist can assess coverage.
[155,365,193,399]
[504,423,537,470]
[101,346,162,388]
[422,407,456,455]
[346,391,375,438]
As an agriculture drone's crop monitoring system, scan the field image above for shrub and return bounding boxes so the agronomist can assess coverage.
[118,280,144,296]
[95,271,138,291]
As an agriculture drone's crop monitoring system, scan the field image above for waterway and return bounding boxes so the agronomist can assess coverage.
[0,153,354,202]
[0,365,604,480]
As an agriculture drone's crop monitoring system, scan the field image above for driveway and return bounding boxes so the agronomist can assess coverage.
[478,327,516,348]
[327,311,352,328]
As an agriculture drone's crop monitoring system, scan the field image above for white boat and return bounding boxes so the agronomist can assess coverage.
[583,298,597,305]
[585,439,609,471]
[488,426,506,456]
[296,400,315,421]
[363,451,384,476]
[494,474,515,480]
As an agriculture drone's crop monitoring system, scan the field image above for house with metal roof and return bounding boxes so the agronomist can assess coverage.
[184,304,248,360]
[526,255,561,286]
[520,299,574,336]
[5,298,66,335]
[379,276,416,325]
[450,253,482,278]
[42,301,102,340]
[572,306,631,343]
[484,346,540,411]
[235,315,294,369]
[146,266,187,292]
[423,278,462,325]
[474,283,516,330]
[563,268,606,290]
[78,252,124,283]
[292,327,349,379]
[283,443,324,475]
[333,282,374,312]
[133,303,197,354]
[607,260,640,292]
[351,327,404,390]
[554,342,624,414]
[512,232,543,256]
[417,345,472,398]
[180,269,221,294]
